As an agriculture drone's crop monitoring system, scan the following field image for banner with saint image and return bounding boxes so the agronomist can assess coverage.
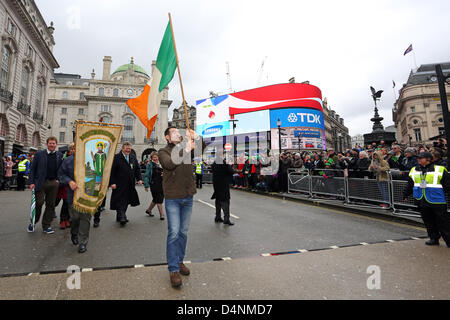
[73,121,123,215]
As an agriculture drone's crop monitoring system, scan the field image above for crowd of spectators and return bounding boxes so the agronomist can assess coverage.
[220,138,449,193]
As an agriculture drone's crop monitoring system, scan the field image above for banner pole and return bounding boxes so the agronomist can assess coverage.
[168,13,191,132]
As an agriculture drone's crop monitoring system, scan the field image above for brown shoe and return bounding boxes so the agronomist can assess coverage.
[179,263,190,276]
[170,272,182,288]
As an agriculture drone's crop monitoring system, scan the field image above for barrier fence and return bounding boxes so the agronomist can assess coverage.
[288,169,450,218]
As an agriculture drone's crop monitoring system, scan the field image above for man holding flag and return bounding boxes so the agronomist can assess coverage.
[127,15,204,288]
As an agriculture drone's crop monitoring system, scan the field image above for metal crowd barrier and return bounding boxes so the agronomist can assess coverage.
[286,169,450,218]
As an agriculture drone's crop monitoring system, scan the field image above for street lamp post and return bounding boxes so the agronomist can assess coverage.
[297,135,302,153]
[229,119,239,160]
[277,118,282,153]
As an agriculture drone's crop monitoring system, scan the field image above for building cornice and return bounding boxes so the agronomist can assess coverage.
[48,99,88,106]
[10,0,59,69]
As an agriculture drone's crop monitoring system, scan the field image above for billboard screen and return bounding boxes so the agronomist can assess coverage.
[196,83,324,144]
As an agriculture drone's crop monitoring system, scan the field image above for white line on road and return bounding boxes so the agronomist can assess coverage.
[197,199,240,220]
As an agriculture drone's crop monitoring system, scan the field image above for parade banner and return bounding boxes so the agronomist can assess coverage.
[73,121,123,215]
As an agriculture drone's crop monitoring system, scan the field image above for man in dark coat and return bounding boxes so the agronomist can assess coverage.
[28,137,63,233]
[211,151,235,225]
[110,142,143,226]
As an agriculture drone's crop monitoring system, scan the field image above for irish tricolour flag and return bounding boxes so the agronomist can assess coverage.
[127,21,177,138]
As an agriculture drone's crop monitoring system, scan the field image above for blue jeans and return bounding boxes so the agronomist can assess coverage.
[165,196,193,272]
[377,181,389,203]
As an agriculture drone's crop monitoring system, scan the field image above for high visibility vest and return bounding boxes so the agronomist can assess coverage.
[409,165,447,204]
[18,160,28,173]
[196,163,203,174]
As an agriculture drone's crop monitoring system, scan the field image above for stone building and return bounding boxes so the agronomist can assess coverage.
[48,56,172,161]
[393,62,450,145]
[0,0,59,156]
[169,103,196,130]
[322,98,351,152]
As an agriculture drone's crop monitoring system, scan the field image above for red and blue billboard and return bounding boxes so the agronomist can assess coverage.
[196,83,325,149]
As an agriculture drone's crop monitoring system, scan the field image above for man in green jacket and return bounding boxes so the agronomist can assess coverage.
[158,127,204,288]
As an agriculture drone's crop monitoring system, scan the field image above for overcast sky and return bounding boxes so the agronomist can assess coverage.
[36,0,450,136]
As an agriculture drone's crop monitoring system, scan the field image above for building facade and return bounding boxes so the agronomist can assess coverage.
[393,62,450,145]
[170,103,196,130]
[322,98,351,152]
[0,0,59,156]
[48,56,172,161]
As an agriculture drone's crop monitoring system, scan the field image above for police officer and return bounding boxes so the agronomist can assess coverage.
[195,158,204,189]
[403,152,450,247]
[17,154,30,191]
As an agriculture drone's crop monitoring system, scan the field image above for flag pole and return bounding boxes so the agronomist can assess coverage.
[168,13,191,132]
[412,50,418,71]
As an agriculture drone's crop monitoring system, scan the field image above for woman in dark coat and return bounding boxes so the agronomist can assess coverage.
[110,143,143,226]
[211,154,235,225]
[144,152,165,220]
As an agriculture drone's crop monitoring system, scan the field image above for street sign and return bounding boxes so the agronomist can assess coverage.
[224,143,232,151]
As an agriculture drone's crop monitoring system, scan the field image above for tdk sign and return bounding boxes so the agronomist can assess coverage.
[287,113,321,125]
[270,108,325,130]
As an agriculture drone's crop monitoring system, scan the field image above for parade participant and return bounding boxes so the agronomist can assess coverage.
[158,126,204,288]
[211,150,235,225]
[55,144,75,230]
[403,152,450,247]
[144,152,165,220]
[58,147,91,253]
[110,142,143,227]
[17,154,30,191]
[28,137,63,234]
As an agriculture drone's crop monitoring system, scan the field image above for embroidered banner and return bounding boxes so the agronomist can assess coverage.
[73,121,123,215]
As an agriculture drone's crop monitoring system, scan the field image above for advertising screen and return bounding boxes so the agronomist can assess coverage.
[271,127,326,151]
[269,108,325,130]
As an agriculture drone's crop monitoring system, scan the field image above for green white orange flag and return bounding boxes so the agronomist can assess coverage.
[127,21,177,138]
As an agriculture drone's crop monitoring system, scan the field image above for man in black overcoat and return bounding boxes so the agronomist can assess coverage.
[110,142,143,226]
[211,150,235,226]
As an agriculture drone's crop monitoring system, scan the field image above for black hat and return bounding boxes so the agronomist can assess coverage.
[417,152,433,159]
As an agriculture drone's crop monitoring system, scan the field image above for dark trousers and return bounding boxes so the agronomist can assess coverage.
[69,208,92,245]
[116,205,129,223]
[215,199,230,222]
[196,174,203,188]
[35,180,59,229]
[17,172,26,191]
[94,197,106,224]
[419,203,450,245]
[55,197,70,222]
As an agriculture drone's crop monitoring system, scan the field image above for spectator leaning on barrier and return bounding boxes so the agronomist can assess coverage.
[369,151,390,207]
[356,151,371,178]
[291,153,304,169]
[402,152,450,248]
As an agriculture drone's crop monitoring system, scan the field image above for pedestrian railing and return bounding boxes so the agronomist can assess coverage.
[287,169,450,218]
[202,170,213,184]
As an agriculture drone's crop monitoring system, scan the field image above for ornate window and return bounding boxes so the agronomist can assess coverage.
[35,82,43,114]
[123,117,134,139]
[414,128,422,142]
[32,132,40,147]
[62,91,68,99]
[59,132,65,143]
[113,88,119,97]
[99,88,104,96]
[0,46,11,90]
[0,116,9,137]
[101,116,111,123]
[20,67,30,103]
[15,125,27,143]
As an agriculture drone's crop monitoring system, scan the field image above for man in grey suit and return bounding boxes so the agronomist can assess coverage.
[28,137,63,234]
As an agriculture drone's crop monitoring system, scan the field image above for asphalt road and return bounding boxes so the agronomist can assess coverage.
[0,185,427,276]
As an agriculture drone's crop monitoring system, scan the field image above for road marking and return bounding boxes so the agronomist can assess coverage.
[386,240,395,243]
[330,246,339,249]
[360,242,369,246]
[261,253,271,257]
[197,199,240,220]
[134,264,144,268]
[298,249,309,253]
[222,257,232,261]
[82,268,93,272]
[411,237,420,240]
